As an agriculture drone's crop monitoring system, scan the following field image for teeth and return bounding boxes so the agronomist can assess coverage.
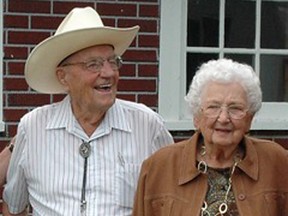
[97,84,111,89]
[100,84,111,88]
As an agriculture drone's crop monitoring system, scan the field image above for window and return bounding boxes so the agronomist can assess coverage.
[159,0,288,130]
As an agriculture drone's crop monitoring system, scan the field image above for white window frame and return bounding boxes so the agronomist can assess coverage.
[159,0,288,131]
[0,1,4,132]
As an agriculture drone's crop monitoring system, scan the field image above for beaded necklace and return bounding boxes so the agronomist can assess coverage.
[197,145,241,216]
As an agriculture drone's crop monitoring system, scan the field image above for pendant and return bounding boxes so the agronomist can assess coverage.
[198,160,208,174]
[79,142,91,158]
[201,201,210,216]
[219,202,228,214]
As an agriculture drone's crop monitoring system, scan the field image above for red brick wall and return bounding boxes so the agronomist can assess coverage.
[2,0,288,150]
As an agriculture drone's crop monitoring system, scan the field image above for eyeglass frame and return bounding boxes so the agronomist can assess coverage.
[200,103,249,120]
[58,55,123,73]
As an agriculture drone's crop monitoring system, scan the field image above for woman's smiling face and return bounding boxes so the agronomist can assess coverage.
[194,82,254,148]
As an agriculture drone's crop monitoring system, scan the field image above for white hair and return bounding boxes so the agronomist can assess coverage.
[184,58,262,116]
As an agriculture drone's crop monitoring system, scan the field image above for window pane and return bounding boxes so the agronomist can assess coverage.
[261,1,288,49]
[260,55,288,102]
[186,53,218,92]
[224,54,254,67]
[225,0,255,48]
[187,0,220,47]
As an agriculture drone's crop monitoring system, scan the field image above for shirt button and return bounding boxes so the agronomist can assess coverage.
[238,194,246,200]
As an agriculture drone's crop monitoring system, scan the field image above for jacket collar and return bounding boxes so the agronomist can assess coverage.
[178,132,259,185]
[237,136,259,181]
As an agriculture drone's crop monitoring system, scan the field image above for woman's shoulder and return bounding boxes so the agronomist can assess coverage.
[246,136,288,158]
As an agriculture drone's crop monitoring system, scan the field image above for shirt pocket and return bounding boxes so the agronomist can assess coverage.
[115,162,140,208]
[151,197,175,216]
[264,192,288,216]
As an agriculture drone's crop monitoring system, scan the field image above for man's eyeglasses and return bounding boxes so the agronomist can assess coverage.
[201,104,248,120]
[60,55,123,73]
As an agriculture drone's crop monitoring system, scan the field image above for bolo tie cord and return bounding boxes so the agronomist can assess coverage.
[79,141,92,215]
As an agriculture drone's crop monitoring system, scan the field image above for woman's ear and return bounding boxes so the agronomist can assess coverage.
[193,115,200,130]
[244,113,254,134]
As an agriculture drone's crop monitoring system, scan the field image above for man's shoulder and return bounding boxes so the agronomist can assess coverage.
[149,140,188,160]
[116,98,158,115]
[21,100,63,122]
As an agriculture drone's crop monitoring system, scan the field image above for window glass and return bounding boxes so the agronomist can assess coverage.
[186,53,218,92]
[261,1,288,49]
[223,54,253,66]
[260,55,288,102]
[225,0,255,48]
[187,0,219,47]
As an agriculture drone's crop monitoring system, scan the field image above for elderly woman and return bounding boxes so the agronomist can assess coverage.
[132,58,288,216]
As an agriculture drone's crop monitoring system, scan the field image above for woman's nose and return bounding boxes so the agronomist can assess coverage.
[217,107,231,122]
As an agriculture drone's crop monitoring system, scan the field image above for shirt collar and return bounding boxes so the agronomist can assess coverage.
[46,95,72,130]
[46,96,132,133]
[178,132,259,185]
[100,99,132,132]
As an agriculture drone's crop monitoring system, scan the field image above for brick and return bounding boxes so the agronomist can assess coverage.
[7,124,19,137]
[4,77,29,91]
[3,109,28,122]
[138,94,157,107]
[119,19,157,33]
[139,34,159,47]
[117,94,136,102]
[4,46,28,60]
[139,4,159,17]
[53,2,95,14]
[2,94,6,107]
[52,94,66,103]
[7,62,25,75]
[118,79,156,91]
[9,0,51,13]
[119,63,136,76]
[97,3,136,16]
[102,17,116,27]
[8,93,51,107]
[123,50,157,62]
[4,15,29,28]
[2,33,6,44]
[139,64,158,77]
[8,31,50,45]
[31,16,63,30]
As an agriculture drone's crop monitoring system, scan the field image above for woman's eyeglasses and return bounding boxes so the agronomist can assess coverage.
[201,104,248,119]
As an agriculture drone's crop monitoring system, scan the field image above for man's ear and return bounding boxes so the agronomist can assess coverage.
[56,68,67,86]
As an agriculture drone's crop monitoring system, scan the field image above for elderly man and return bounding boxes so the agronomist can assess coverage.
[3,7,173,216]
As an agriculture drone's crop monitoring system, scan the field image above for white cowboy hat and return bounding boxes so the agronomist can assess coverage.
[25,7,140,94]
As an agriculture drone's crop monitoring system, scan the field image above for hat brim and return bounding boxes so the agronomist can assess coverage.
[25,26,139,94]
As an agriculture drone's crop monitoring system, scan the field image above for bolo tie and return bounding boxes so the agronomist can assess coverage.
[79,141,92,216]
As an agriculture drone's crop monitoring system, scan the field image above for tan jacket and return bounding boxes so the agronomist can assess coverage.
[132,132,288,216]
